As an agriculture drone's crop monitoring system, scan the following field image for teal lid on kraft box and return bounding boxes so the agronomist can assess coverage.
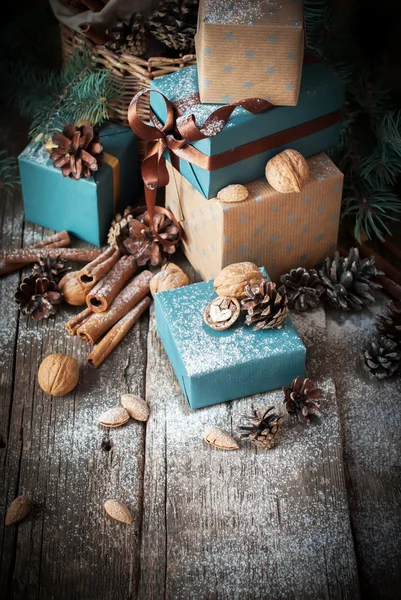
[18,123,139,246]
[150,62,344,200]
[155,269,306,410]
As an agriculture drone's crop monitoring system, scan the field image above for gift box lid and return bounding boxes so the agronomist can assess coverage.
[155,269,306,409]
[150,61,344,158]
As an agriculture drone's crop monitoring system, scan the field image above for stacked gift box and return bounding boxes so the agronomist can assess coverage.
[146,0,345,408]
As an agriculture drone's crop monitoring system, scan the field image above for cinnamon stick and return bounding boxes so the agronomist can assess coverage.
[379,236,401,262]
[76,270,153,344]
[77,247,119,286]
[65,307,93,336]
[86,255,137,312]
[87,297,151,367]
[3,247,101,265]
[375,275,401,301]
[79,23,110,45]
[0,230,71,276]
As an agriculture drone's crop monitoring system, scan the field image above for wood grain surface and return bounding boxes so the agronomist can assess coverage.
[0,191,400,599]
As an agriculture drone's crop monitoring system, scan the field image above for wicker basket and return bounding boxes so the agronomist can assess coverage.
[60,24,196,128]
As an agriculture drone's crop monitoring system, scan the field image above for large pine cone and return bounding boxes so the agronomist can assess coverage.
[364,336,400,379]
[280,267,324,312]
[319,248,383,311]
[106,12,148,56]
[14,275,62,320]
[123,211,180,267]
[148,0,198,53]
[283,376,323,425]
[241,280,288,330]
[50,124,103,180]
[237,406,283,449]
[376,300,401,348]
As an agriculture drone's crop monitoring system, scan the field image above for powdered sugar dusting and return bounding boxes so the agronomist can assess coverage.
[202,0,303,27]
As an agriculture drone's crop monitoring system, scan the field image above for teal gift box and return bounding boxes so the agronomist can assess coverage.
[150,62,344,199]
[18,123,139,246]
[155,269,306,410]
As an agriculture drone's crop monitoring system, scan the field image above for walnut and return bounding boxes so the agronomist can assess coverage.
[214,262,264,299]
[265,149,309,193]
[59,271,93,306]
[38,353,79,397]
[150,262,189,297]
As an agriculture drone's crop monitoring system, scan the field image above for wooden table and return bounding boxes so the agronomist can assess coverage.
[1,193,400,600]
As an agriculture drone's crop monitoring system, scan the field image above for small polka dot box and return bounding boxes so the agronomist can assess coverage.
[165,153,343,283]
[150,63,344,199]
[154,269,306,410]
[196,0,304,105]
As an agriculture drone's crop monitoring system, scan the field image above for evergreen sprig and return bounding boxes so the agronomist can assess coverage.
[0,50,122,143]
[304,0,401,242]
[0,151,20,198]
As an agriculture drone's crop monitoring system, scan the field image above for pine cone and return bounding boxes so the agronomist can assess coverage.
[241,280,288,330]
[364,336,400,379]
[376,300,401,347]
[31,255,71,282]
[319,248,383,311]
[123,211,180,267]
[106,12,148,56]
[283,376,323,425]
[14,274,62,320]
[107,206,135,252]
[50,124,103,180]
[148,0,198,54]
[280,267,324,312]
[237,406,283,449]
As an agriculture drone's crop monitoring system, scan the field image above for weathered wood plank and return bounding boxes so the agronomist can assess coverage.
[0,190,24,594]
[139,301,359,599]
[326,303,401,599]
[2,220,148,600]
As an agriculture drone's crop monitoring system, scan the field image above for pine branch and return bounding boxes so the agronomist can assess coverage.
[342,187,401,242]
[0,151,20,198]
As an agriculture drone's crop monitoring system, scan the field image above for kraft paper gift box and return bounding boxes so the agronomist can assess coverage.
[155,269,306,410]
[150,62,344,199]
[18,122,139,246]
[166,153,343,282]
[196,0,304,106]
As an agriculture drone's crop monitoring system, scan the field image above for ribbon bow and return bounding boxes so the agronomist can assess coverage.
[127,89,274,242]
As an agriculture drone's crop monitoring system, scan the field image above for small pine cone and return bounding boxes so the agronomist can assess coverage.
[14,274,62,320]
[123,211,180,267]
[237,406,283,449]
[148,0,198,54]
[376,300,401,348]
[241,280,288,330]
[283,376,323,425]
[31,255,71,282]
[364,336,401,380]
[50,124,103,180]
[280,267,324,312]
[319,247,383,311]
[106,12,148,56]
[107,206,135,251]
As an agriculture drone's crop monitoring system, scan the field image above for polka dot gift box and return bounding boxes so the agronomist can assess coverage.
[165,153,343,283]
[196,0,304,105]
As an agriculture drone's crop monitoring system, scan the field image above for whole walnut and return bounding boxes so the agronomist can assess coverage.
[59,271,94,306]
[38,353,79,397]
[265,149,309,193]
[214,262,264,299]
[150,263,189,296]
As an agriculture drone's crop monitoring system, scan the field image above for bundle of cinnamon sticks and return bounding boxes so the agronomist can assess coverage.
[65,247,153,367]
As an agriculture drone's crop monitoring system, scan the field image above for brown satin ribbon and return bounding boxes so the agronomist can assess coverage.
[128,86,341,244]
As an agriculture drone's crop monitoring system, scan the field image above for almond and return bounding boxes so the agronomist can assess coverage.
[104,499,133,524]
[121,394,150,422]
[5,495,32,526]
[203,427,239,450]
[98,407,129,428]
[217,184,248,203]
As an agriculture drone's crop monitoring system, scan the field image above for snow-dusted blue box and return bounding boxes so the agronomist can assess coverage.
[18,122,140,246]
[150,62,344,199]
[155,269,306,410]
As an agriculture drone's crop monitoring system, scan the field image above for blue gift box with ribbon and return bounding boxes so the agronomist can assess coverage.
[18,122,139,246]
[149,62,344,199]
[155,269,306,410]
